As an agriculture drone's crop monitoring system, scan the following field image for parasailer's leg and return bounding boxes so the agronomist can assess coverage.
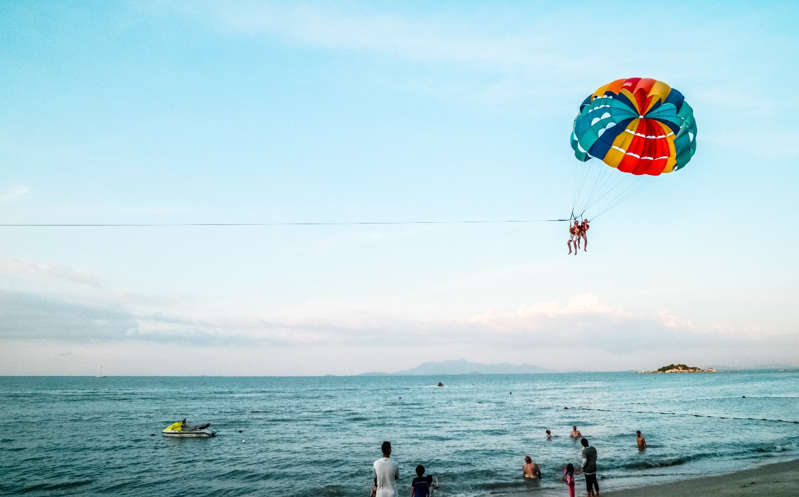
[568,239,573,255]
[583,234,588,252]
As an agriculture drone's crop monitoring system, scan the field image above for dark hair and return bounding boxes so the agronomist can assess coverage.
[525,456,532,463]
[566,463,574,474]
[416,465,425,477]
[546,429,551,433]
[581,438,589,447]
[381,441,391,456]
[636,430,641,436]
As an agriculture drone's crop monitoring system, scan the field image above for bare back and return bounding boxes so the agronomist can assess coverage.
[523,462,540,479]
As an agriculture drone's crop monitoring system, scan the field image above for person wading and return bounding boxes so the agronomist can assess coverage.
[372,441,399,497]
[579,438,599,497]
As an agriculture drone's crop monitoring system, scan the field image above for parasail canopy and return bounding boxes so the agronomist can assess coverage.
[570,77,697,176]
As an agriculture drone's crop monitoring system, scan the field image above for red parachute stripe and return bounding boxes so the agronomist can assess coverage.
[617,120,647,173]
[632,78,657,113]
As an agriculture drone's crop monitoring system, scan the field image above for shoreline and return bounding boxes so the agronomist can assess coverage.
[604,459,799,497]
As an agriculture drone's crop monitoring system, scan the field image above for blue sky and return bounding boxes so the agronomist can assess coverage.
[1,1,797,374]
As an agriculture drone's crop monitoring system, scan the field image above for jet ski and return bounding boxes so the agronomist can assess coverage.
[162,419,215,438]
[429,475,440,496]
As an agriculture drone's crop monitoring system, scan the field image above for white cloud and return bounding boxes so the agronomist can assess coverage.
[145,1,592,104]
[1,287,796,374]
[658,310,695,330]
[0,257,102,288]
[0,185,30,202]
[0,288,773,348]
[209,4,574,71]
[0,291,136,341]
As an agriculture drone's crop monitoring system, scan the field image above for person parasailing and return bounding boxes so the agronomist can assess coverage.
[580,219,590,252]
[567,220,581,255]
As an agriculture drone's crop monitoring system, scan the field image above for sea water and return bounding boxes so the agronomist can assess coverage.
[1,371,798,496]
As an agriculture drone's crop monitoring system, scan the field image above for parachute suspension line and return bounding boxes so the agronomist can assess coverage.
[595,165,625,200]
[587,165,616,213]
[572,163,597,218]
[584,163,606,209]
[589,180,645,221]
[587,182,636,220]
[573,161,625,220]
[589,172,633,211]
[571,159,581,215]
[580,166,615,216]
[571,165,589,216]
[574,157,608,215]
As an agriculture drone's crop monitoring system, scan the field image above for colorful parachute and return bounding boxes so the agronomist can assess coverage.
[570,78,697,176]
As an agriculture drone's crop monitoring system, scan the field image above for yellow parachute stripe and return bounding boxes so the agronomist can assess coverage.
[618,89,640,114]
[603,119,639,168]
[591,78,625,101]
[645,81,672,113]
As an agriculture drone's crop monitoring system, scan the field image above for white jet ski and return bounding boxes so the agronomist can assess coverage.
[430,475,439,496]
[162,419,215,438]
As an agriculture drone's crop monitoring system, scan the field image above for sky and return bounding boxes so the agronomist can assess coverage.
[1,0,798,375]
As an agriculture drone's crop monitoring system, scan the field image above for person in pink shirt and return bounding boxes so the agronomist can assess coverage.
[562,463,575,497]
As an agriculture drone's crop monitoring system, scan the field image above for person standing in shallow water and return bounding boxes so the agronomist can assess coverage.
[570,425,582,439]
[636,430,647,451]
[411,465,431,497]
[580,438,599,497]
[562,463,576,497]
[523,456,541,479]
[372,441,399,497]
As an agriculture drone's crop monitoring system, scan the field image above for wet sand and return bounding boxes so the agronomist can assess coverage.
[604,459,799,497]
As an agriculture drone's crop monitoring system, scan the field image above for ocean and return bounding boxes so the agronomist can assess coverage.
[1,371,798,496]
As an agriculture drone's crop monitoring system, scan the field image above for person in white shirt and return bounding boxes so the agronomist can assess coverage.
[372,441,399,497]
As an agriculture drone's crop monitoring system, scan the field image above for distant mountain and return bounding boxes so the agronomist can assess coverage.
[392,359,551,375]
[708,364,799,372]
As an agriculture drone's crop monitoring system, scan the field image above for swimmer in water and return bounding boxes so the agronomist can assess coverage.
[636,430,647,451]
[522,456,541,479]
[570,425,582,439]
[546,429,552,441]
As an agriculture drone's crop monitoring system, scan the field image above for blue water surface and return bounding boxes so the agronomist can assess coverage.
[1,372,798,496]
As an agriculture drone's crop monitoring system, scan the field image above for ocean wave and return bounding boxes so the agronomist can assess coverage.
[754,444,794,454]
[617,448,730,470]
[20,479,94,492]
[292,483,352,497]
[622,457,692,469]
[216,468,266,482]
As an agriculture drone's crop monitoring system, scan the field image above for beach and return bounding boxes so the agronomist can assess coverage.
[605,459,799,497]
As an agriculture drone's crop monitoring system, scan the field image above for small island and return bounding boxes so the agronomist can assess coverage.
[639,363,717,374]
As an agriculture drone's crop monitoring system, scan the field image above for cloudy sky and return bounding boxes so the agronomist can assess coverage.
[1,1,797,375]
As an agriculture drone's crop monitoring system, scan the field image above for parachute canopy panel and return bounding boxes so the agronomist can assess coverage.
[570,77,697,176]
